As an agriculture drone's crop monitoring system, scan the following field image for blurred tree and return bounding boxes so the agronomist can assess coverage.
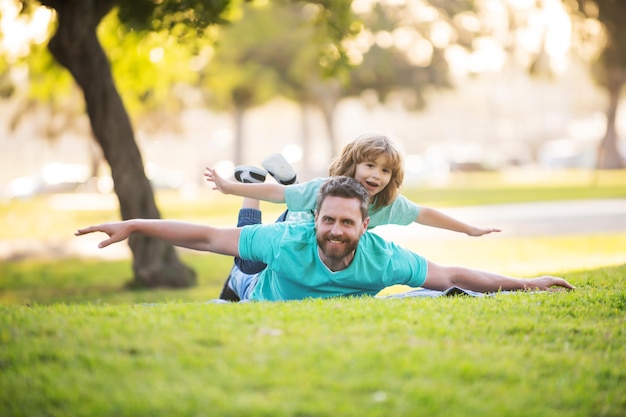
[347,1,458,109]
[324,0,475,156]
[17,0,238,288]
[211,0,475,169]
[570,0,625,169]
[200,3,296,165]
[199,0,356,167]
[0,55,16,98]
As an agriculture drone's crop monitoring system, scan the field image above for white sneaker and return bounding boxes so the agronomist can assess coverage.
[234,165,267,183]
[262,153,297,185]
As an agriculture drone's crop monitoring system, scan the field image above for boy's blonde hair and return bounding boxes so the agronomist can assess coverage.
[328,132,404,210]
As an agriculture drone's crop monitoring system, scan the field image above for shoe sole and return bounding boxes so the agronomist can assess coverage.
[234,166,267,183]
[262,154,297,185]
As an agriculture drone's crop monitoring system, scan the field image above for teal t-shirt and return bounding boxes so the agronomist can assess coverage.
[238,221,428,301]
[284,177,420,228]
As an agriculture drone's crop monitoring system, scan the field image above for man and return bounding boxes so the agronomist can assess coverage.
[75,177,574,300]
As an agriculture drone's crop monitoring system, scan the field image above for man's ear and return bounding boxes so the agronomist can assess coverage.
[362,216,370,231]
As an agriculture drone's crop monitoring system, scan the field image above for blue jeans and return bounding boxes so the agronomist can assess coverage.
[227,264,259,301]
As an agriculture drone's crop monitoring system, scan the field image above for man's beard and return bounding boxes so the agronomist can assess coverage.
[316,233,359,262]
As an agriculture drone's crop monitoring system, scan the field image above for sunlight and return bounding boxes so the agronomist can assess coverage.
[282,144,302,164]
[429,20,455,49]
[348,0,577,78]
[407,2,438,23]
[469,37,506,73]
[149,47,164,64]
[213,160,235,179]
[392,27,417,51]
[542,0,572,74]
[406,38,433,67]
[510,0,572,74]
[0,0,52,59]
[374,30,394,49]
[351,0,376,15]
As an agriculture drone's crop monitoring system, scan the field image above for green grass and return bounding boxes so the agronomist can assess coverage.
[402,168,626,206]
[1,169,625,416]
[0,254,233,306]
[1,265,625,417]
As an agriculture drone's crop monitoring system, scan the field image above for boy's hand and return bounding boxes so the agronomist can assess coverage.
[467,226,502,237]
[204,167,231,194]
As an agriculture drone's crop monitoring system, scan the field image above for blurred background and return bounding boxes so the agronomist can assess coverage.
[0,0,623,200]
[1,0,625,289]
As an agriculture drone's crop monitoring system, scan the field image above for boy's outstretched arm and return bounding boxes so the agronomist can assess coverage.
[204,167,287,203]
[75,219,241,256]
[415,207,501,237]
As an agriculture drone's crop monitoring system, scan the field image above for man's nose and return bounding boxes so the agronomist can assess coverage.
[330,222,343,235]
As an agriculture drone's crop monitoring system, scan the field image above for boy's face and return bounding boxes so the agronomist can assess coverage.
[354,154,393,197]
[315,196,369,270]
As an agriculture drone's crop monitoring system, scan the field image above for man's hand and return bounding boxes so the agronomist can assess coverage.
[523,276,576,291]
[75,222,133,248]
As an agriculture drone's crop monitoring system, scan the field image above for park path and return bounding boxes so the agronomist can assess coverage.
[374,198,626,242]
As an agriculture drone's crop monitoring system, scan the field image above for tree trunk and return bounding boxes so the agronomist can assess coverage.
[232,105,245,166]
[320,100,337,163]
[313,80,340,162]
[46,0,196,288]
[597,65,625,169]
[298,100,313,178]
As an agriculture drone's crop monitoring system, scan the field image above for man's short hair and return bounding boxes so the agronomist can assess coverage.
[316,176,370,220]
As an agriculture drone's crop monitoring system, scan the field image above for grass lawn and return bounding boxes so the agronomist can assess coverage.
[1,169,625,416]
[1,264,625,417]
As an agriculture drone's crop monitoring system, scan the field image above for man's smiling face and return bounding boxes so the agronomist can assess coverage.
[315,195,369,271]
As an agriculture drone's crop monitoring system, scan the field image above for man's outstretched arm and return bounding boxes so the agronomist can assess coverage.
[423,261,575,292]
[75,219,242,256]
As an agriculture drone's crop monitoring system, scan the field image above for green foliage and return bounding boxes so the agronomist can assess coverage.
[306,0,358,77]
[201,3,285,110]
[24,40,74,107]
[117,0,236,32]
[0,55,15,98]
[98,10,201,117]
[1,264,624,416]
[6,2,74,106]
